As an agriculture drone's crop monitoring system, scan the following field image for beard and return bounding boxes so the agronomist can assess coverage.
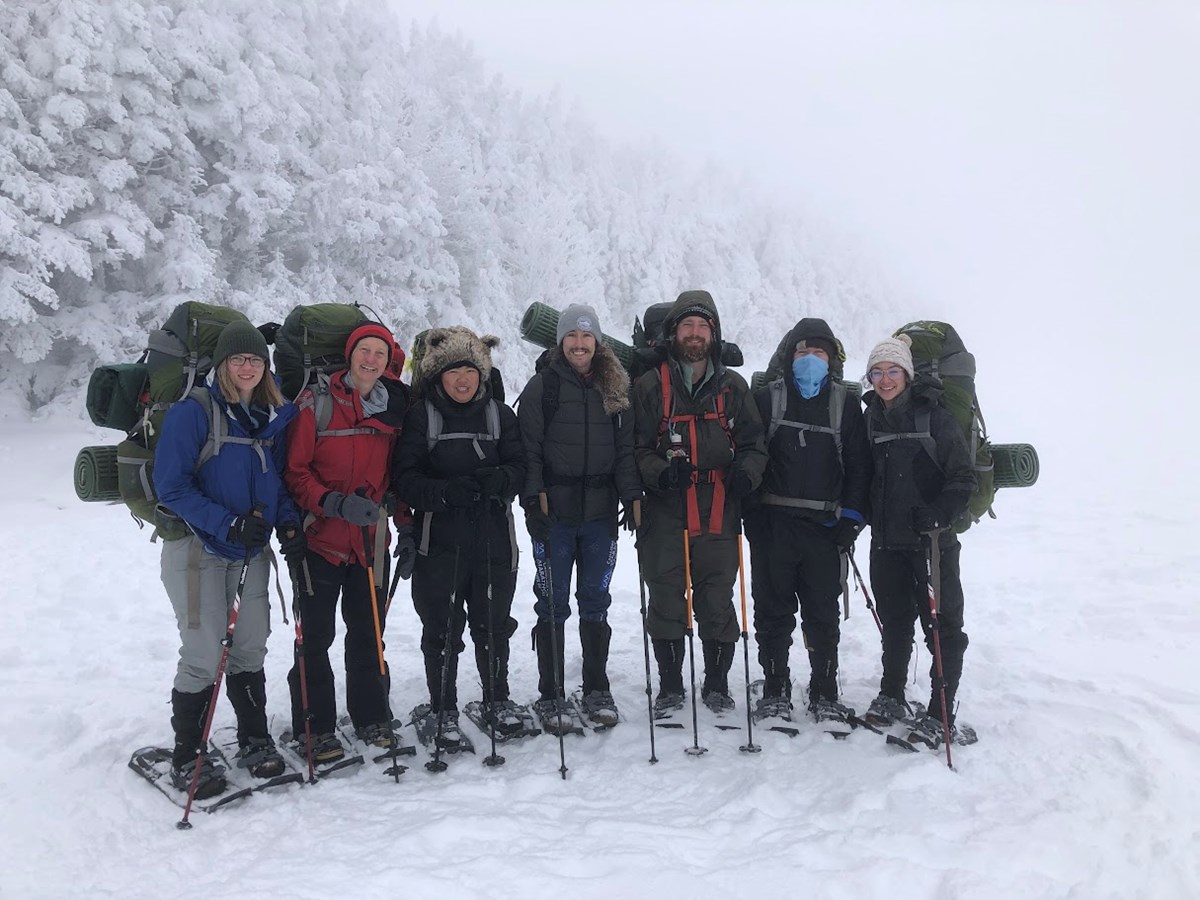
[676,336,710,363]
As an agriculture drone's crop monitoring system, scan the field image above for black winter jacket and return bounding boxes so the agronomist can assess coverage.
[751,376,872,524]
[391,383,525,564]
[517,344,641,525]
[863,377,975,551]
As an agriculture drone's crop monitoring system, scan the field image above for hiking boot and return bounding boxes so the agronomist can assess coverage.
[298,731,346,765]
[235,736,285,779]
[864,692,912,726]
[701,688,735,714]
[533,697,574,736]
[356,722,398,749]
[754,695,793,721]
[435,709,464,748]
[170,749,227,800]
[907,713,956,749]
[579,690,619,728]
[483,699,525,737]
[653,689,685,717]
[808,697,854,725]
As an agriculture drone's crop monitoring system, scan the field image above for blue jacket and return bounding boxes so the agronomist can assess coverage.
[155,379,300,560]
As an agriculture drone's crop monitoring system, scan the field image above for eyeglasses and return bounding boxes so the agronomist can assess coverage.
[228,355,266,369]
[867,366,905,384]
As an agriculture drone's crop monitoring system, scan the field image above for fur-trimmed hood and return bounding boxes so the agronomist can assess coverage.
[547,342,630,416]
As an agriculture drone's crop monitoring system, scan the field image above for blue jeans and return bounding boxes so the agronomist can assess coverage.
[531,518,618,623]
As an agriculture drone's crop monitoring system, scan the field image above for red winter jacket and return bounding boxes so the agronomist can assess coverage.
[285,371,410,567]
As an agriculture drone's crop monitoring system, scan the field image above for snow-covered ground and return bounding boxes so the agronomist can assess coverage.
[2,401,1196,899]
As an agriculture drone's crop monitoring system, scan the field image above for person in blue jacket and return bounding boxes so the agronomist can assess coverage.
[154,320,304,799]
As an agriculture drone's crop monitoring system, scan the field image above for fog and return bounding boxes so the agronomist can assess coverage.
[398,0,1200,504]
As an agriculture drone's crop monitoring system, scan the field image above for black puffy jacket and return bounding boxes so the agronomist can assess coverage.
[863,377,975,551]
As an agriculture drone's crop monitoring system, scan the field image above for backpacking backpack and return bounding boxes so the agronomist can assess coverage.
[77,301,255,540]
[630,301,745,379]
[274,303,371,401]
[893,320,996,532]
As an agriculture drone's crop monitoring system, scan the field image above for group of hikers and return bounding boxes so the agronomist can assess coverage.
[154,290,975,798]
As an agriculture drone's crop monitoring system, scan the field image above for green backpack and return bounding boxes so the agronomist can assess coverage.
[76,301,253,540]
[893,320,996,532]
[273,303,371,402]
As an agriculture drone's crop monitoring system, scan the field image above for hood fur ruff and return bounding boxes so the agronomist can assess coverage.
[549,342,630,416]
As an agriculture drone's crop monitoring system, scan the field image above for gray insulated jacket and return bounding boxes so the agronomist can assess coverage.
[517,343,642,524]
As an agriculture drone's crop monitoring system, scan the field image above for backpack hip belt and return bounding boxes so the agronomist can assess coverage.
[760,492,840,515]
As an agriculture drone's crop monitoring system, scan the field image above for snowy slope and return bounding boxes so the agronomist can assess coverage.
[2,406,1196,900]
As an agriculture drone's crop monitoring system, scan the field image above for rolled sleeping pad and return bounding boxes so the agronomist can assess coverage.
[75,445,121,502]
[519,301,635,368]
[991,443,1039,489]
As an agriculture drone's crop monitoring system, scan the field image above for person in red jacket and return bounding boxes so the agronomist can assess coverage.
[284,323,414,763]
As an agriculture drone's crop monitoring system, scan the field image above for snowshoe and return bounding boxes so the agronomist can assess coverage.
[701,688,736,715]
[534,697,586,737]
[411,704,475,755]
[575,690,619,730]
[861,692,913,728]
[169,750,227,799]
[904,703,979,750]
[464,700,541,743]
[278,728,365,777]
[652,689,686,721]
[233,736,285,779]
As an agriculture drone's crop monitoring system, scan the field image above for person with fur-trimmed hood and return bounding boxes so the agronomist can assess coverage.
[860,333,975,746]
[632,290,767,716]
[283,322,411,764]
[517,304,643,732]
[391,326,528,741]
[746,317,872,726]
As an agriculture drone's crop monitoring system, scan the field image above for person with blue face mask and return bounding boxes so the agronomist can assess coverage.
[743,318,872,729]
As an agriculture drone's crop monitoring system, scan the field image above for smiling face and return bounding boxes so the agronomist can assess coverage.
[224,354,265,403]
[440,365,481,404]
[349,336,390,396]
[561,330,596,374]
[868,364,909,406]
[674,315,713,363]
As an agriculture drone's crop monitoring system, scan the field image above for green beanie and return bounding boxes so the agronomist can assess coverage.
[213,320,270,367]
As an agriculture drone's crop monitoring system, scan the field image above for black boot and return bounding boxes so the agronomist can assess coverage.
[169,688,226,799]
[424,648,459,713]
[475,635,511,704]
[807,653,840,705]
[579,620,618,726]
[701,640,736,712]
[533,620,566,701]
[652,638,685,713]
[579,620,612,695]
[225,670,284,778]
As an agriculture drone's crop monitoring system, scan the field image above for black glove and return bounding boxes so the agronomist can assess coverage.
[523,499,552,542]
[228,514,270,550]
[725,470,754,501]
[443,476,481,509]
[275,524,307,563]
[392,525,416,580]
[910,506,941,533]
[831,517,862,550]
[475,466,508,499]
[322,491,380,527]
[658,456,694,491]
[617,497,643,533]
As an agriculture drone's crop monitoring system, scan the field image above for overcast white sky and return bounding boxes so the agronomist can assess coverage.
[393,0,1198,444]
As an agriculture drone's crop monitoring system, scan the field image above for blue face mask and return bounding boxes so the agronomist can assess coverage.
[792,354,829,399]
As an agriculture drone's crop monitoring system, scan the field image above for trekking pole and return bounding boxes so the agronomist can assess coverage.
[923,529,955,770]
[178,502,264,829]
[481,506,506,769]
[735,532,760,754]
[539,493,568,779]
[635,557,659,765]
[289,555,317,783]
[361,513,405,781]
[681,526,707,757]
[847,546,884,636]
[426,535,464,775]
